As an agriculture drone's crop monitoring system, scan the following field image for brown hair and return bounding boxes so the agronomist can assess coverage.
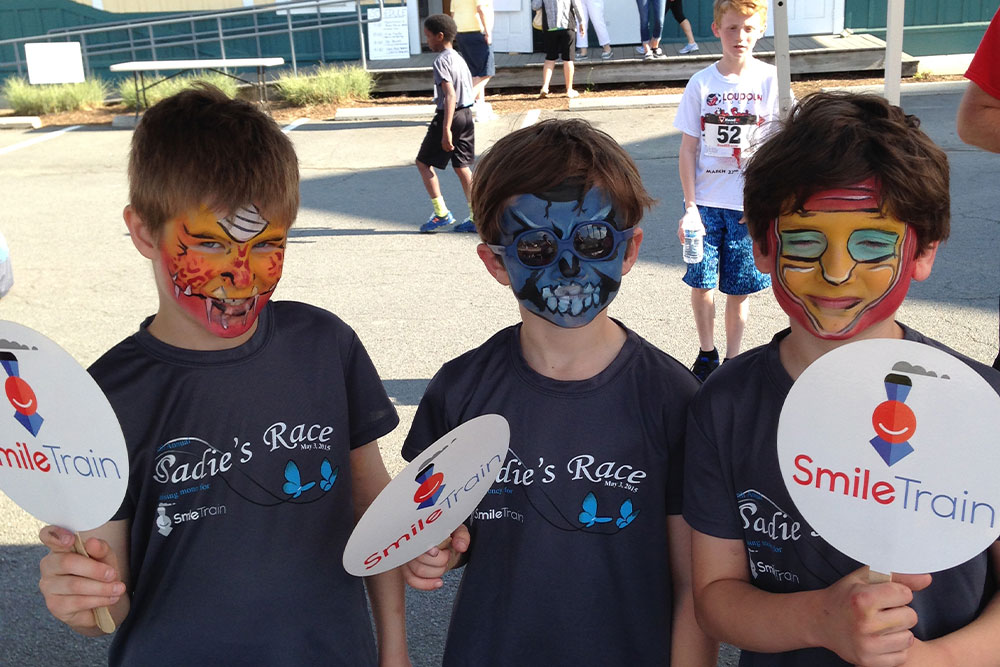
[128,83,299,237]
[472,119,655,243]
[713,0,767,27]
[743,91,950,256]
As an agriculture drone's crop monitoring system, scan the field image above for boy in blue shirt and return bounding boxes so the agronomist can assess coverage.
[37,86,409,666]
[403,119,717,666]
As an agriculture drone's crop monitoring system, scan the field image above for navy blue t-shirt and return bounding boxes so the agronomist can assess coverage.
[403,322,699,666]
[684,325,1000,666]
[89,301,399,666]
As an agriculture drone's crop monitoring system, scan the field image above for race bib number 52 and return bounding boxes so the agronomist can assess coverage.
[703,112,759,158]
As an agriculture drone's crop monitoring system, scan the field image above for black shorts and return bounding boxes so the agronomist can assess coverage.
[456,32,496,78]
[543,28,575,61]
[416,107,475,169]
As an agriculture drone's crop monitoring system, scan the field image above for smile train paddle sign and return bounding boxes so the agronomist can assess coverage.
[777,339,1000,576]
[0,321,129,632]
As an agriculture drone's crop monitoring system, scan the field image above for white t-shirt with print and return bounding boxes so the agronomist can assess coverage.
[673,58,781,212]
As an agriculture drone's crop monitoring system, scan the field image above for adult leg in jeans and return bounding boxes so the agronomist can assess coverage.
[647,0,665,50]
[634,0,651,53]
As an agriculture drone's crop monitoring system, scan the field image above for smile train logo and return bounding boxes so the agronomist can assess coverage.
[413,443,450,509]
[0,351,44,436]
[870,372,915,466]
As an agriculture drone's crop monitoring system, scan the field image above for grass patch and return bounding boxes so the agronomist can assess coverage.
[117,71,239,110]
[2,77,108,115]
[273,65,374,105]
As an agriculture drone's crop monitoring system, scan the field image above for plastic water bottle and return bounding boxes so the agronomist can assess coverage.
[682,209,705,264]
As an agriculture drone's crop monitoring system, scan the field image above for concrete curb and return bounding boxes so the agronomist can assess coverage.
[569,93,684,110]
[821,80,968,95]
[112,115,139,129]
[0,116,41,130]
[329,79,967,120]
[334,104,436,120]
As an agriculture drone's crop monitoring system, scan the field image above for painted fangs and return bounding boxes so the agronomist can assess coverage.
[541,281,602,316]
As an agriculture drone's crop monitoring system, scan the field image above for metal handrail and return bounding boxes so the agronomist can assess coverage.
[0,0,388,78]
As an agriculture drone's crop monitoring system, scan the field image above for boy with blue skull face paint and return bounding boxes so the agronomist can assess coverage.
[401,119,717,666]
[487,185,631,327]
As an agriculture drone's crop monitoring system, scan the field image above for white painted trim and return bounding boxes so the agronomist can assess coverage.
[0,125,81,156]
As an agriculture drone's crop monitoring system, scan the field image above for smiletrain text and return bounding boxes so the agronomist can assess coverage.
[0,441,122,479]
[792,454,995,528]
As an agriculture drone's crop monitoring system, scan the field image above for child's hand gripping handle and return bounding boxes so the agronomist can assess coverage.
[72,533,117,633]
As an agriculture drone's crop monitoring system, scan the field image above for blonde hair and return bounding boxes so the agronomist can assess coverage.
[713,0,767,27]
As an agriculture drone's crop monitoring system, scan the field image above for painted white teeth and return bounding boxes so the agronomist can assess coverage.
[184,285,192,296]
[174,285,180,298]
[541,286,552,299]
[546,296,557,311]
[583,284,594,294]
[204,298,214,323]
[570,298,584,316]
[584,296,592,308]
[558,297,570,313]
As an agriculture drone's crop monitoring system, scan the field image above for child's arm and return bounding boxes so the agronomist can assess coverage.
[902,542,1000,665]
[441,80,457,153]
[351,440,411,667]
[691,529,932,664]
[677,132,701,244]
[402,524,470,591]
[667,516,718,666]
[38,520,131,636]
[956,81,1000,153]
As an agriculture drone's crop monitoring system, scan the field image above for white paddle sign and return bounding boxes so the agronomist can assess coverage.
[777,339,1000,576]
[0,321,129,631]
[343,414,509,576]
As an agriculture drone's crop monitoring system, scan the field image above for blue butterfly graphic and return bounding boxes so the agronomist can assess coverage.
[282,460,316,498]
[319,458,339,492]
[616,499,639,528]
[578,492,613,527]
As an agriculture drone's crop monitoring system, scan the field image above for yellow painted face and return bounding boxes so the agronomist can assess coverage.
[160,203,287,337]
[775,209,912,338]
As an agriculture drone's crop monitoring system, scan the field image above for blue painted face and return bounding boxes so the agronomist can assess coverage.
[496,186,630,328]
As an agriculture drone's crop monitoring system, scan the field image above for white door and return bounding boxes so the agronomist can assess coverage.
[765,0,843,37]
[493,0,533,53]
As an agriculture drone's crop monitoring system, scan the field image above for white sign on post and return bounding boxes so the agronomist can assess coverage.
[777,339,1000,575]
[25,43,86,85]
[367,6,411,61]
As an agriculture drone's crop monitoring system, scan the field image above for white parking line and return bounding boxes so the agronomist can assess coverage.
[519,109,541,129]
[0,125,82,156]
[282,117,310,134]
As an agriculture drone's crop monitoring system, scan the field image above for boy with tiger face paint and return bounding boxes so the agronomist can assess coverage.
[684,92,1000,667]
[37,86,410,666]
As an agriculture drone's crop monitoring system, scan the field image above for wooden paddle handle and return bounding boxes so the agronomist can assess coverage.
[867,567,892,584]
[72,533,117,634]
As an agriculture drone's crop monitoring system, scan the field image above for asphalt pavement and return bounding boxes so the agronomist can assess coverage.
[0,86,997,666]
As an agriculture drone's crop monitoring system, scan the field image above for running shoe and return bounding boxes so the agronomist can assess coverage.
[454,218,477,233]
[566,89,579,98]
[420,212,456,233]
[634,45,646,55]
[601,49,613,60]
[691,348,720,382]
[652,47,665,58]
[679,42,699,54]
[576,50,589,60]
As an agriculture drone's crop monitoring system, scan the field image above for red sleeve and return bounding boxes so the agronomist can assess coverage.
[966,9,1000,99]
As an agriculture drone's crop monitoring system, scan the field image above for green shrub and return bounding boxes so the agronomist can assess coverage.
[1,77,108,115]
[117,71,240,110]
[274,65,375,105]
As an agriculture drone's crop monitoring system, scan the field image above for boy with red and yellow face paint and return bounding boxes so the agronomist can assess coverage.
[683,92,1000,666]
[159,203,286,339]
[36,86,410,667]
